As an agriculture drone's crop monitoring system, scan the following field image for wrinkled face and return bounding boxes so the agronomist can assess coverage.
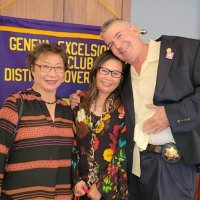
[101,22,142,65]
[32,53,65,94]
[96,58,122,96]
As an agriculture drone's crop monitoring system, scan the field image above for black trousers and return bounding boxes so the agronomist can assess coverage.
[128,152,196,200]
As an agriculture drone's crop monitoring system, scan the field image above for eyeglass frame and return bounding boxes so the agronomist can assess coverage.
[35,63,65,73]
[98,67,123,78]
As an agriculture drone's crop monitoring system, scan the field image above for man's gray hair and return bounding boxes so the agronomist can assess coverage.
[100,18,129,34]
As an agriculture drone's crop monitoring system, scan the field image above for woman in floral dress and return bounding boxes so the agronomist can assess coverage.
[72,50,128,200]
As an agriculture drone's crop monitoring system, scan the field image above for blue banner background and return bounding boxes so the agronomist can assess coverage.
[0,16,107,106]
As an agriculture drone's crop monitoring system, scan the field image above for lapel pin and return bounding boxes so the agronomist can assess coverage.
[166,48,174,59]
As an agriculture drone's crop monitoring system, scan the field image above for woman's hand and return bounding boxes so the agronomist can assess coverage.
[87,184,101,200]
[73,180,88,197]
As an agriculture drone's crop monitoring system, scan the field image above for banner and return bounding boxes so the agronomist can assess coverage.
[0,16,107,106]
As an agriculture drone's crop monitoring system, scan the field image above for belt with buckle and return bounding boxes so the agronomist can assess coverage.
[146,142,181,163]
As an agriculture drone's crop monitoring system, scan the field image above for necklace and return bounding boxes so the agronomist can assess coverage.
[86,98,114,133]
[87,112,110,134]
[43,99,57,104]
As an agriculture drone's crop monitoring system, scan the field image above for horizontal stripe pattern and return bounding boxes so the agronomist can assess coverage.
[0,144,8,154]
[0,88,74,199]
[6,160,71,171]
[0,107,18,126]
[2,185,72,200]
[16,126,74,141]
[13,138,73,150]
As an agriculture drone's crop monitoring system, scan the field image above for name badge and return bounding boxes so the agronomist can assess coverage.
[77,108,86,122]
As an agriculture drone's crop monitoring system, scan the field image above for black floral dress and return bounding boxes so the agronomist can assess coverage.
[72,103,128,199]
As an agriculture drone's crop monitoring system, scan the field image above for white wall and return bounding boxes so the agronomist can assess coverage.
[131,0,200,41]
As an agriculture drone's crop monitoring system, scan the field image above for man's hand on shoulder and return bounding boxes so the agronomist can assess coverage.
[69,90,82,109]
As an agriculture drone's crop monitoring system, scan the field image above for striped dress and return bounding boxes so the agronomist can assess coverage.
[0,88,74,200]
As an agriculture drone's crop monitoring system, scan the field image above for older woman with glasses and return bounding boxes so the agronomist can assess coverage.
[0,43,74,199]
[72,50,128,200]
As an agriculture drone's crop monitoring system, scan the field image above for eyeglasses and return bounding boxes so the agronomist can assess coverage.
[35,63,65,73]
[98,67,123,78]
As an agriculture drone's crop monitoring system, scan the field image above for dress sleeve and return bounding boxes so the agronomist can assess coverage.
[71,137,83,186]
[0,95,18,193]
[97,121,128,199]
[71,107,83,186]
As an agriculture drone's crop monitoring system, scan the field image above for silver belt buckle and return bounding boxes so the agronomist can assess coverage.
[162,142,181,163]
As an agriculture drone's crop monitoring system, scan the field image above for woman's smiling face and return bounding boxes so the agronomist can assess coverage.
[96,58,123,96]
[32,52,65,94]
